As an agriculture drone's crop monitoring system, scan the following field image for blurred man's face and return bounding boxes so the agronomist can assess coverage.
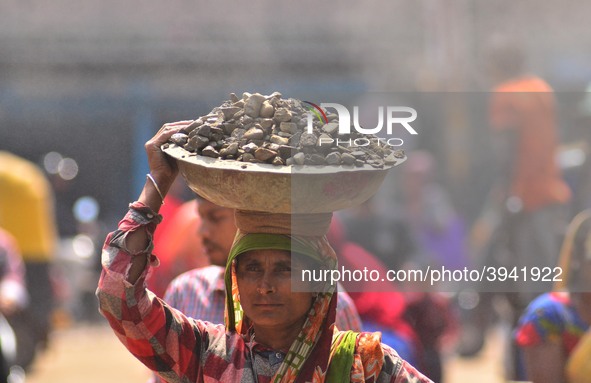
[197,199,237,266]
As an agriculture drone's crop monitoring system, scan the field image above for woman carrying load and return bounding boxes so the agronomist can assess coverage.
[97,120,433,382]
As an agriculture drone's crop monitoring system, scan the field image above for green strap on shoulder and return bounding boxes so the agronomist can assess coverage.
[326,330,357,383]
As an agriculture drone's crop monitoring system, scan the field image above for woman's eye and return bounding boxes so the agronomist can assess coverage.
[245,265,261,272]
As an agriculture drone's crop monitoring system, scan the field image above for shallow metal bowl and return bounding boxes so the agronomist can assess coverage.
[163,144,405,213]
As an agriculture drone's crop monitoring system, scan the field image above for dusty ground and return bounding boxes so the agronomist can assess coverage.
[26,324,151,383]
[25,323,507,383]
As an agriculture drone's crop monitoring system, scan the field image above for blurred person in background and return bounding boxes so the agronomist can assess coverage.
[0,228,28,316]
[341,150,460,382]
[513,209,591,383]
[398,151,464,382]
[466,37,572,375]
[326,217,419,368]
[396,151,474,364]
[340,198,415,272]
[400,150,470,274]
[563,84,591,215]
[0,227,28,382]
[485,36,571,300]
[0,151,58,369]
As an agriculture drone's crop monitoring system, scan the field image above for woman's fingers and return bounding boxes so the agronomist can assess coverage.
[148,120,194,151]
[154,120,193,142]
[157,120,194,133]
[144,120,195,186]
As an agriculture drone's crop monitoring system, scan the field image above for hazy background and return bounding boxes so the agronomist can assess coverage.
[2,2,591,381]
[3,0,591,229]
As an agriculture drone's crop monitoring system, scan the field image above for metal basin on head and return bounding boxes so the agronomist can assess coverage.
[163,145,405,214]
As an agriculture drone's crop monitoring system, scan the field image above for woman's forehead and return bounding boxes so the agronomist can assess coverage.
[240,248,291,261]
[238,249,311,266]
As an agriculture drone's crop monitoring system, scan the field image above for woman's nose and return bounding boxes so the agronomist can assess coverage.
[256,273,276,294]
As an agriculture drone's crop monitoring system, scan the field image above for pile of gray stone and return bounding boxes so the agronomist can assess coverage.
[166,92,404,168]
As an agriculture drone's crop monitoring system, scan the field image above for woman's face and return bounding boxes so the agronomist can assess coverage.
[236,249,315,331]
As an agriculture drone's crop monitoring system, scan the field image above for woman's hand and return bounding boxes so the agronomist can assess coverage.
[145,120,194,191]
[137,120,193,211]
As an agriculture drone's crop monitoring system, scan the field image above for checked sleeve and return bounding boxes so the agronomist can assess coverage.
[96,202,211,383]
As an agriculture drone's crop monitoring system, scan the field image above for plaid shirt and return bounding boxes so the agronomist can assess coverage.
[97,205,432,383]
[163,266,363,331]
